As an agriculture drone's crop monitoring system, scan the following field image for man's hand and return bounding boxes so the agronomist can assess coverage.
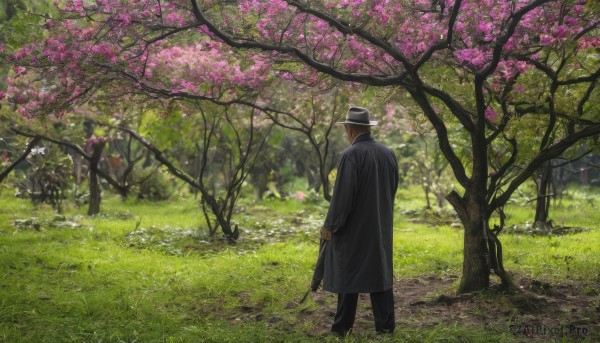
[320,225,332,241]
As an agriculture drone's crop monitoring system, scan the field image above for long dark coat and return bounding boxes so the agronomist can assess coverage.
[322,132,399,294]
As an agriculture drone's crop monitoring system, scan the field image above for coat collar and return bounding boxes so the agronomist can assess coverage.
[352,132,374,145]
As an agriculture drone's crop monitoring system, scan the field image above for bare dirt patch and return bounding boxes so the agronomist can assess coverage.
[243,275,600,341]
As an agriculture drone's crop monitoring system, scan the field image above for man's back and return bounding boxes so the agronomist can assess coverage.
[323,132,399,294]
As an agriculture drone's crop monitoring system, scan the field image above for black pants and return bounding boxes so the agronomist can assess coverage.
[331,288,395,336]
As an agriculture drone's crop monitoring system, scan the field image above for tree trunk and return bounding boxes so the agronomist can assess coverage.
[447,189,490,293]
[252,170,268,201]
[423,184,432,209]
[73,153,82,184]
[534,161,553,228]
[201,194,236,243]
[460,189,490,293]
[88,142,105,216]
[461,219,490,293]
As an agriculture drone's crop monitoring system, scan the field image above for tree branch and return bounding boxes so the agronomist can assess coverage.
[422,84,475,132]
[8,127,125,193]
[478,0,551,79]
[189,0,411,87]
[0,137,41,183]
[578,78,598,118]
[487,134,517,202]
[284,0,413,69]
[489,123,600,214]
[513,103,597,126]
[414,0,462,71]
[406,87,470,187]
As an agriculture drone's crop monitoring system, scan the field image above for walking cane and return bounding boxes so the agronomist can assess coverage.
[300,238,328,304]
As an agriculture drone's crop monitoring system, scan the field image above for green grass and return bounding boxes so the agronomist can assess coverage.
[500,184,600,283]
[0,184,598,342]
[0,195,321,342]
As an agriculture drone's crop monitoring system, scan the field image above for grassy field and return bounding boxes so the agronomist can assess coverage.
[0,184,599,342]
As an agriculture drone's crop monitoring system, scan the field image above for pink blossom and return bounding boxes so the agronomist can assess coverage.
[344,59,362,70]
[497,60,529,80]
[578,37,600,49]
[553,25,570,40]
[72,87,84,98]
[13,66,27,76]
[515,61,529,73]
[455,48,489,69]
[489,82,501,92]
[476,21,494,36]
[165,11,186,27]
[485,107,497,122]
[294,191,306,201]
[85,135,110,150]
[91,43,117,62]
[565,17,577,26]
[266,0,288,15]
[540,35,554,45]
[116,13,132,26]
[0,91,5,100]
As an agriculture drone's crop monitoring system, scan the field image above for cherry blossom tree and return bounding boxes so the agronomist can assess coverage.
[186,0,599,292]
[3,0,599,292]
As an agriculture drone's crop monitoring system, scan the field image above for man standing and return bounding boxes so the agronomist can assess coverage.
[320,106,399,337]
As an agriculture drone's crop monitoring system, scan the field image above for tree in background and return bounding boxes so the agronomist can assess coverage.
[7,119,124,215]
[257,80,349,201]
[381,99,456,210]
[135,101,274,240]
[93,99,274,242]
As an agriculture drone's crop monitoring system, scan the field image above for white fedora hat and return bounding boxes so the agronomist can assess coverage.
[337,106,378,126]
